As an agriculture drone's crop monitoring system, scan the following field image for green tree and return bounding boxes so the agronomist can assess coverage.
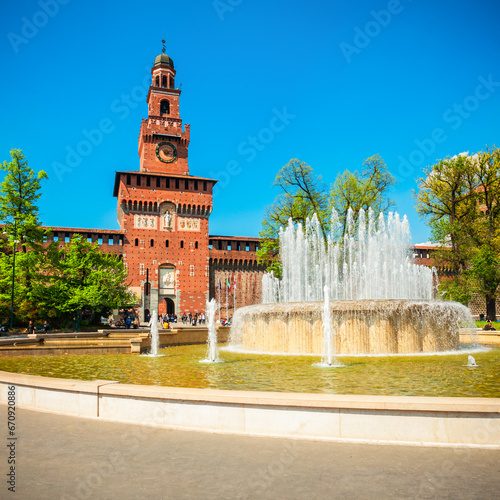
[257,159,328,273]
[330,154,397,238]
[258,155,396,274]
[265,159,329,237]
[469,246,500,320]
[415,153,477,276]
[415,148,500,317]
[32,235,136,330]
[0,149,48,325]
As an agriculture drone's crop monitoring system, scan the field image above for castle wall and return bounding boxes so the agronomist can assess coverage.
[208,236,266,319]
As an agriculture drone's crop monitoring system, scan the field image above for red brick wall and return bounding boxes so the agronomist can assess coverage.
[114,170,214,314]
[41,227,124,257]
[209,236,267,318]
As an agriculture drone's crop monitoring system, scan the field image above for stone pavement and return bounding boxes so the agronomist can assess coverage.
[1,405,499,500]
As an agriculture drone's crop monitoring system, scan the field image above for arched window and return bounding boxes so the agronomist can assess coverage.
[134,238,139,246]
[195,241,198,249]
[162,75,167,88]
[150,239,154,247]
[155,76,159,87]
[170,77,175,89]
[160,100,169,116]
[165,240,169,248]
[180,241,184,249]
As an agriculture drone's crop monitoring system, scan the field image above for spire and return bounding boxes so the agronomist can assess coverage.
[161,39,166,54]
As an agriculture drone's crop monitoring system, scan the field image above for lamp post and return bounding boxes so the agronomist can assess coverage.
[3,217,19,331]
[8,218,20,331]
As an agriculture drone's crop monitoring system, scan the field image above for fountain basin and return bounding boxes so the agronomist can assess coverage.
[230,300,470,355]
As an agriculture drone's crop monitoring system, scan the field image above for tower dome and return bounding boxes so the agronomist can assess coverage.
[154,53,174,69]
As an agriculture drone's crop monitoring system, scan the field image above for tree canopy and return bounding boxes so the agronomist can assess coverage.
[0,149,135,328]
[415,147,500,318]
[330,154,396,238]
[257,155,396,274]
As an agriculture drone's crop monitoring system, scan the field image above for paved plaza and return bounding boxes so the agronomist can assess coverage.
[1,405,499,499]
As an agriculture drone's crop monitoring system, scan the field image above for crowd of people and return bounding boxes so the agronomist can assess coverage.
[142,310,233,329]
[154,312,207,328]
[2,307,233,335]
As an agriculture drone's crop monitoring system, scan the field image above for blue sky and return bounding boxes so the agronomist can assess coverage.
[1,0,499,244]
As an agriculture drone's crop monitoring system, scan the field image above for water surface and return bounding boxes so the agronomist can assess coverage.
[0,345,498,397]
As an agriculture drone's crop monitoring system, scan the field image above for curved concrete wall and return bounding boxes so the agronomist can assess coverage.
[1,371,499,448]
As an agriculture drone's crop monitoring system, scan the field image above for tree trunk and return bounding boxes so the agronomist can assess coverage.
[75,309,82,332]
[486,297,497,322]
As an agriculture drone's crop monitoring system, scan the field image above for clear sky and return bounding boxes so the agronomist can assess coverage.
[1,0,499,244]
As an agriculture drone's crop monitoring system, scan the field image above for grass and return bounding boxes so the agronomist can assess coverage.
[475,321,500,329]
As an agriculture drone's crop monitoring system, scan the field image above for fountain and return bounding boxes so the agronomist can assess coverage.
[145,309,162,357]
[466,355,478,367]
[230,208,473,355]
[316,283,344,367]
[201,298,220,363]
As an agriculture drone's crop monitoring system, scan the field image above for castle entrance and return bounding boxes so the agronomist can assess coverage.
[158,297,175,316]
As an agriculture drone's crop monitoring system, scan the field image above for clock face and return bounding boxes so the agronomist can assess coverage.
[156,142,177,163]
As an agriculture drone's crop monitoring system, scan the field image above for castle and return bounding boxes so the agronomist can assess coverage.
[42,50,267,321]
[40,50,488,320]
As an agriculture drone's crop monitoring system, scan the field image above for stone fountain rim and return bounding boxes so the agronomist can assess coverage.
[236,299,469,314]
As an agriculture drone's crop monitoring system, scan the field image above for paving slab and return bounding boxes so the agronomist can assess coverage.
[0,405,499,500]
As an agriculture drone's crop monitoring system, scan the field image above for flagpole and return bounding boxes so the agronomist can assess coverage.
[226,275,228,321]
[234,276,236,314]
[218,277,221,323]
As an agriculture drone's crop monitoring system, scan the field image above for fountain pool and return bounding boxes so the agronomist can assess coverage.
[0,344,497,397]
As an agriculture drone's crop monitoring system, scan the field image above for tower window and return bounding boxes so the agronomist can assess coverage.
[195,241,198,249]
[146,177,151,187]
[180,241,184,249]
[135,238,139,246]
[150,239,154,247]
[185,179,189,190]
[160,100,170,116]
[126,174,131,185]
[162,75,167,88]
[165,240,169,248]
[203,181,208,191]
[194,180,198,191]
[155,76,159,87]
[170,77,175,89]
[175,179,179,189]
[156,177,161,188]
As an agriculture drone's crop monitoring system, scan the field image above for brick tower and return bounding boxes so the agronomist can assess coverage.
[113,49,217,319]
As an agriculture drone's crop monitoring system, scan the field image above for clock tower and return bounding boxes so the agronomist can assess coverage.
[114,47,217,319]
[138,51,190,175]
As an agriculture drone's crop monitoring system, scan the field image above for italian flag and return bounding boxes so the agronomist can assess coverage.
[227,278,231,291]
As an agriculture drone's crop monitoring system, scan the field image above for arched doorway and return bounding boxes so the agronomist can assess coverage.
[166,298,175,315]
[158,298,176,316]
